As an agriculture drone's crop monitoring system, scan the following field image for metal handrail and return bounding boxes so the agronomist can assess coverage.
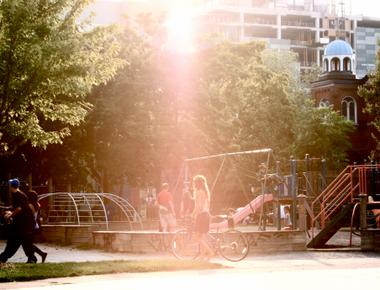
[311,174,351,225]
[311,166,350,208]
[323,184,351,221]
[310,164,380,239]
[349,202,360,247]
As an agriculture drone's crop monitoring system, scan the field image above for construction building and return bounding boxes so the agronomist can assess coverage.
[196,0,380,76]
[87,1,380,76]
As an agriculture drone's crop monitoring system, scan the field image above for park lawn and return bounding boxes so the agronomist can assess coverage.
[0,260,224,282]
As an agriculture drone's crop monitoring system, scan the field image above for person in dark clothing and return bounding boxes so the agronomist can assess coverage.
[0,179,37,263]
[26,190,47,263]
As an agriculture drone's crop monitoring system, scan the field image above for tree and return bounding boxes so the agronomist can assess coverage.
[292,100,354,163]
[0,0,123,154]
[16,27,354,193]
[194,42,354,164]
[358,48,380,156]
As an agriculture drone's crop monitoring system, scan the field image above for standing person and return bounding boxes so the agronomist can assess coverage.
[283,206,292,230]
[0,179,37,263]
[192,175,213,260]
[157,183,176,232]
[26,190,47,263]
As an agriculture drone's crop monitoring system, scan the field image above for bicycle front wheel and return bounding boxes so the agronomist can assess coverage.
[219,229,249,262]
[171,229,200,260]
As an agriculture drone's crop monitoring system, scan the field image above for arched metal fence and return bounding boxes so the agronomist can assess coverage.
[38,192,142,230]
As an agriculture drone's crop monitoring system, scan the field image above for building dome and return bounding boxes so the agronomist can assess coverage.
[324,40,353,56]
[322,40,356,74]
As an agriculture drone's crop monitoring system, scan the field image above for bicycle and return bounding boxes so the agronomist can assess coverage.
[171,216,249,262]
[148,232,172,252]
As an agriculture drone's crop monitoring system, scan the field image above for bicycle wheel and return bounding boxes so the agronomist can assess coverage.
[149,234,170,252]
[219,229,249,262]
[171,229,200,260]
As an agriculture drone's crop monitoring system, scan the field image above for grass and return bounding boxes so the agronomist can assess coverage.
[0,260,225,282]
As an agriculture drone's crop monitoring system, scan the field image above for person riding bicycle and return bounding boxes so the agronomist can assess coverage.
[192,175,214,260]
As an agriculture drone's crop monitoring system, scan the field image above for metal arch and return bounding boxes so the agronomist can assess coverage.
[37,192,142,230]
[110,193,143,225]
[93,193,134,229]
[81,194,95,224]
[38,192,68,200]
[66,192,81,226]
[98,193,143,225]
[91,193,109,230]
[38,192,79,225]
[96,193,143,230]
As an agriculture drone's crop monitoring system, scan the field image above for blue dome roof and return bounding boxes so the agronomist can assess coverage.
[324,40,353,56]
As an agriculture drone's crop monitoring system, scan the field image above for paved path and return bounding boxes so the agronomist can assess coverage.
[1,240,380,290]
[0,242,169,263]
[2,251,380,290]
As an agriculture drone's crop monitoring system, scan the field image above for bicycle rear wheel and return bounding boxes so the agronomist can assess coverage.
[219,229,249,262]
[172,229,200,260]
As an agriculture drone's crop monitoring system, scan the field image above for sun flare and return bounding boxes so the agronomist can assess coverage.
[165,5,196,53]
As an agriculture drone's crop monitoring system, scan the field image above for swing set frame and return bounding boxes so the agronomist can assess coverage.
[174,148,274,230]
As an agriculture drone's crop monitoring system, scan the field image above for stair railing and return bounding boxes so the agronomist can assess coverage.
[310,164,380,239]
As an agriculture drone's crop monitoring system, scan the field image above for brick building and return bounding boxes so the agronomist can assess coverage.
[311,39,377,163]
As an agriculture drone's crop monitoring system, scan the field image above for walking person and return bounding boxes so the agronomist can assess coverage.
[157,183,176,232]
[192,175,213,260]
[26,190,47,263]
[0,179,37,263]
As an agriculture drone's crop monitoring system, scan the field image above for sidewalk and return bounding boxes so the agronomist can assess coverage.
[0,242,170,264]
[2,250,380,290]
[0,228,361,263]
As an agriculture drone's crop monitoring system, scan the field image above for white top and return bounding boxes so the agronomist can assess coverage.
[194,189,210,215]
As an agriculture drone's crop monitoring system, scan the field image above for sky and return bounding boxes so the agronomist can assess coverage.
[102,0,380,18]
[351,0,380,18]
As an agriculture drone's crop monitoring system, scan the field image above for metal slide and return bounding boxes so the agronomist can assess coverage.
[210,194,273,230]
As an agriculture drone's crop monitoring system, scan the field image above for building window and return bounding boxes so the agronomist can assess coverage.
[319,99,330,107]
[329,20,335,29]
[331,57,340,71]
[341,96,357,123]
[343,57,351,71]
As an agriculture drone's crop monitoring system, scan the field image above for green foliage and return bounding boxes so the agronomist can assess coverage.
[292,100,354,162]
[6,15,354,191]
[195,42,353,164]
[358,48,380,155]
[0,0,123,153]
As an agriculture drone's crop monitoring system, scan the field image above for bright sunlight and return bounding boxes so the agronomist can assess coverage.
[165,6,196,53]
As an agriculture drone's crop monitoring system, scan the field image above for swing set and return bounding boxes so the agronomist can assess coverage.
[174,148,276,231]
[174,149,329,232]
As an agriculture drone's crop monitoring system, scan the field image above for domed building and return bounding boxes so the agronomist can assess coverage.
[311,39,376,163]
[323,40,356,75]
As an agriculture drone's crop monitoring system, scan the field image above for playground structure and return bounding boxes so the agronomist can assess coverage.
[176,149,380,250]
[31,149,380,252]
[305,163,380,249]
[33,149,312,253]
[175,149,329,232]
[35,149,330,235]
[38,192,143,230]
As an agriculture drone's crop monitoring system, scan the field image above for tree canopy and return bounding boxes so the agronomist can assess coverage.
[0,0,123,154]
[358,48,380,157]
[0,9,355,192]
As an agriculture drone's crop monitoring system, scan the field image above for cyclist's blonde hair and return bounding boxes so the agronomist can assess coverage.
[192,175,210,201]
